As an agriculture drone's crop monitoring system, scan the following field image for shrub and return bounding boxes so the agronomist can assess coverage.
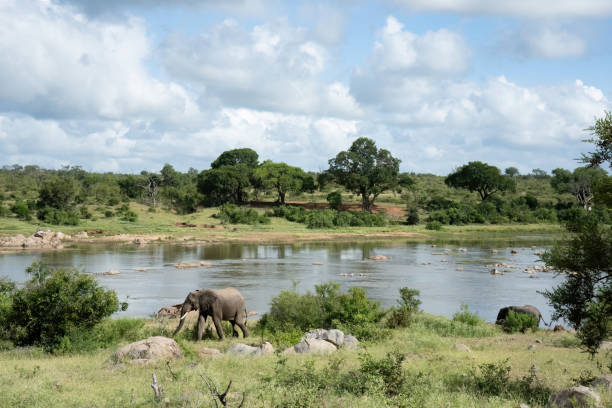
[406,207,419,225]
[216,203,269,225]
[4,262,123,351]
[53,318,147,354]
[386,287,421,328]
[425,220,443,230]
[0,204,9,217]
[121,210,138,222]
[104,210,114,218]
[305,209,335,229]
[10,200,32,221]
[503,310,538,333]
[257,283,387,342]
[416,313,497,338]
[326,191,342,210]
[333,211,353,227]
[452,303,483,326]
[351,351,406,397]
[37,206,80,225]
[79,206,92,219]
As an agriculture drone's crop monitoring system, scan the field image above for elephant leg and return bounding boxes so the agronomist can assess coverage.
[230,320,239,337]
[212,316,225,340]
[236,319,249,338]
[197,315,206,341]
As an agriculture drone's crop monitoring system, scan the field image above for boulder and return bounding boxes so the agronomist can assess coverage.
[553,324,566,332]
[226,342,274,357]
[133,237,148,245]
[74,231,88,239]
[343,334,359,350]
[111,336,182,365]
[199,347,222,359]
[103,269,120,275]
[368,255,389,261]
[599,341,612,350]
[156,304,183,319]
[592,374,612,392]
[303,329,344,347]
[287,339,337,355]
[453,344,471,353]
[548,386,602,408]
[174,261,212,269]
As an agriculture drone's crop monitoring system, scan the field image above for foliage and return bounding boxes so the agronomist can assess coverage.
[445,161,516,201]
[426,220,443,230]
[327,137,400,212]
[417,313,497,338]
[53,318,147,354]
[37,176,79,210]
[10,200,32,221]
[583,110,612,168]
[354,351,406,396]
[271,205,388,229]
[326,191,342,210]
[210,148,259,169]
[258,283,387,342]
[2,262,122,351]
[198,165,251,206]
[452,303,483,326]
[305,209,335,229]
[551,166,607,209]
[541,214,611,354]
[386,287,421,328]
[216,203,269,225]
[254,161,308,205]
[37,206,80,225]
[502,310,539,333]
[406,206,419,225]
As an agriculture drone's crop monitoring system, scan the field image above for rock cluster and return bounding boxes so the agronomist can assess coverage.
[111,336,182,366]
[548,385,602,407]
[283,329,359,355]
[0,230,68,249]
[226,342,274,357]
[174,261,212,269]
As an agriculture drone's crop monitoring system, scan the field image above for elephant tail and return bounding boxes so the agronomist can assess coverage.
[540,315,550,327]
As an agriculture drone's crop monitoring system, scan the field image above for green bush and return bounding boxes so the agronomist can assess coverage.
[326,191,342,210]
[121,210,138,222]
[305,209,335,229]
[257,283,387,343]
[216,203,269,225]
[10,200,32,221]
[406,207,419,225]
[79,206,92,219]
[333,211,353,227]
[3,262,123,351]
[104,210,114,218]
[53,318,147,354]
[416,314,497,338]
[0,204,9,217]
[386,288,421,328]
[425,220,443,230]
[503,310,539,333]
[37,206,80,225]
[452,303,483,326]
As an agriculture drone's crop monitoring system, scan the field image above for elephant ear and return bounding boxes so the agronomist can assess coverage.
[187,291,199,307]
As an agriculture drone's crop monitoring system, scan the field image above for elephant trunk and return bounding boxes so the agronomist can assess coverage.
[172,304,190,337]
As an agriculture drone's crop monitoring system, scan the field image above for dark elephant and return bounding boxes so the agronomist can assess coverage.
[495,305,548,326]
[172,287,249,341]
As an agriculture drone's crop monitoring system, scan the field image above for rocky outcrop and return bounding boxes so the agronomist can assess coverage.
[283,329,359,354]
[174,261,212,269]
[548,386,602,408]
[111,336,182,365]
[592,374,612,391]
[226,342,274,357]
[0,230,67,249]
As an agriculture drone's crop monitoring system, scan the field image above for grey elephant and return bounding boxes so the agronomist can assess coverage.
[172,287,249,341]
[495,305,548,327]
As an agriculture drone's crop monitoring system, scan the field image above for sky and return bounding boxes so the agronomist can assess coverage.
[1,0,611,175]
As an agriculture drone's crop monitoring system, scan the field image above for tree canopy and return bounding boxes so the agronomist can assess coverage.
[254,161,308,205]
[584,110,612,168]
[211,148,259,169]
[198,165,252,206]
[551,166,607,210]
[327,137,400,212]
[445,161,515,201]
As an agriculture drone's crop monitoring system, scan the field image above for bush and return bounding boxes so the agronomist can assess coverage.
[257,283,387,343]
[53,318,147,354]
[452,303,483,326]
[10,200,32,221]
[216,203,269,225]
[104,210,114,218]
[305,209,335,229]
[326,191,342,210]
[121,210,138,222]
[386,288,421,328]
[37,206,79,225]
[79,206,92,219]
[503,310,539,333]
[0,204,9,217]
[406,207,419,225]
[4,262,123,351]
[425,220,443,230]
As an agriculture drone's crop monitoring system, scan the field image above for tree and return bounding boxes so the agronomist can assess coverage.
[160,163,180,188]
[37,176,78,210]
[254,161,307,205]
[211,148,259,169]
[583,110,612,168]
[198,165,251,206]
[504,167,519,178]
[530,168,548,178]
[551,166,606,210]
[543,111,612,355]
[327,137,400,212]
[140,171,161,208]
[445,161,515,201]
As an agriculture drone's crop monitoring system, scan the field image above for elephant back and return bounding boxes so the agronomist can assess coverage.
[214,287,247,320]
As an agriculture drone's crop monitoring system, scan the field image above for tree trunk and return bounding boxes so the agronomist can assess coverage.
[361,193,372,212]
[279,191,286,205]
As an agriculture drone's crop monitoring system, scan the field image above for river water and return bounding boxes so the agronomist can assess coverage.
[0,239,561,324]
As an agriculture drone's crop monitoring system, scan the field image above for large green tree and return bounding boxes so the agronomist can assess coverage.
[254,161,308,205]
[211,148,259,169]
[37,176,78,210]
[445,161,515,201]
[198,165,251,206]
[551,166,607,210]
[327,137,400,212]
[543,112,612,355]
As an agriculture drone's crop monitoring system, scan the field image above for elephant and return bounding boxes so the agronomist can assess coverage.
[172,287,249,341]
[495,305,548,327]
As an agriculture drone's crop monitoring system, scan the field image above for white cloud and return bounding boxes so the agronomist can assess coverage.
[0,0,195,122]
[525,28,586,58]
[160,19,362,118]
[394,0,612,18]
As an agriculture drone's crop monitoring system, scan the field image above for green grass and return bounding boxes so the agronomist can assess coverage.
[0,314,609,407]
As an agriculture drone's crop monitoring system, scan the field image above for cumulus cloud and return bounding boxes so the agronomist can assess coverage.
[160,19,362,117]
[497,25,587,59]
[393,0,612,18]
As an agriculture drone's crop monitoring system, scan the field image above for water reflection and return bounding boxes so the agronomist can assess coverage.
[0,240,558,324]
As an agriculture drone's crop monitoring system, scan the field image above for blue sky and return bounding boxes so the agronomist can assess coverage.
[0,0,611,175]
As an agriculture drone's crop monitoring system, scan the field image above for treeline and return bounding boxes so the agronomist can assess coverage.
[0,137,609,227]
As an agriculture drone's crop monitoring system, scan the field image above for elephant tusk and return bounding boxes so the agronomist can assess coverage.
[180,313,188,320]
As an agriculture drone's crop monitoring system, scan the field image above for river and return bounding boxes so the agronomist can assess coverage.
[0,239,561,324]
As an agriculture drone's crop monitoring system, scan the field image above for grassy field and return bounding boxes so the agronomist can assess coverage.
[0,314,609,407]
[0,202,564,247]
